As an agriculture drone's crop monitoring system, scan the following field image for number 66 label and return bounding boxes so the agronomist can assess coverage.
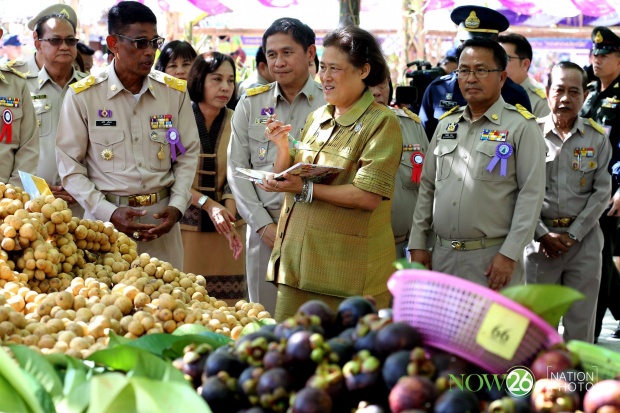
[476,303,530,360]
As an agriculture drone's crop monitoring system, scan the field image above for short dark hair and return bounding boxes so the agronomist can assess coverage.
[155,40,197,72]
[187,51,236,104]
[35,14,76,38]
[322,25,389,87]
[256,46,267,66]
[548,61,588,91]
[313,54,319,69]
[457,37,508,71]
[76,42,95,55]
[108,1,157,35]
[262,17,315,52]
[498,33,533,71]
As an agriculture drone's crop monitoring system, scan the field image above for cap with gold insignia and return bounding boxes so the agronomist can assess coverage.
[28,4,78,31]
[450,6,510,41]
[591,26,620,56]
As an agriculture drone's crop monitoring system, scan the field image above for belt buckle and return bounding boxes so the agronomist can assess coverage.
[451,240,464,251]
[135,194,153,206]
[559,218,572,227]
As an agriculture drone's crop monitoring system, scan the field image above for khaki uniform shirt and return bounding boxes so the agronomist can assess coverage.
[55,65,200,221]
[24,54,40,76]
[522,77,550,118]
[536,115,612,240]
[409,97,546,260]
[227,76,325,231]
[0,65,39,186]
[268,90,402,297]
[26,67,87,186]
[391,107,428,240]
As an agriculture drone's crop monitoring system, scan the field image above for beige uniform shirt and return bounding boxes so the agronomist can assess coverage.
[227,76,325,231]
[391,107,428,240]
[409,97,546,260]
[535,115,612,240]
[522,77,550,118]
[55,65,200,221]
[26,67,87,186]
[0,65,39,186]
[25,54,40,76]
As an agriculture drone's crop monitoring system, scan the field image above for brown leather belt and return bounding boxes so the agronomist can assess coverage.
[542,217,575,228]
[105,188,170,207]
[437,235,506,251]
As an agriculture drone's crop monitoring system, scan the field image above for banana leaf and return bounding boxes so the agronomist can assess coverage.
[0,346,45,413]
[9,345,64,403]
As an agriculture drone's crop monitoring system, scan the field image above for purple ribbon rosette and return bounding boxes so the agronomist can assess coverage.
[486,143,513,176]
[166,128,186,161]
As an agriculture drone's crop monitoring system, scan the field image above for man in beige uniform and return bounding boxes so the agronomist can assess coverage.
[56,1,199,270]
[409,37,546,290]
[499,33,550,118]
[227,18,324,314]
[26,13,86,217]
[22,4,78,76]
[525,62,611,343]
[370,77,429,258]
[0,27,39,186]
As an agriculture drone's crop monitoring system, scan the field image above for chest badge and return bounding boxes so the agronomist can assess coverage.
[98,109,112,118]
[150,114,173,129]
[0,109,13,144]
[101,149,114,161]
[258,146,267,161]
[486,143,513,176]
[167,128,186,161]
[410,151,425,183]
[446,122,458,132]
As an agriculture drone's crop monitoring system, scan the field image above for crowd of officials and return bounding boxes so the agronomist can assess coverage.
[2,1,620,343]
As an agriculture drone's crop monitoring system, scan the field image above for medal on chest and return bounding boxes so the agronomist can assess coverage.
[410,151,424,183]
[167,128,186,161]
[486,143,513,176]
[0,109,13,144]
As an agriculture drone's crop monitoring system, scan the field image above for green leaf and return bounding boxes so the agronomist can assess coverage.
[106,331,132,348]
[172,324,209,336]
[500,284,585,328]
[120,334,183,358]
[21,370,56,413]
[56,381,90,413]
[166,333,232,360]
[393,258,427,271]
[63,365,88,398]
[0,373,32,413]
[0,346,45,413]
[86,373,132,413]
[131,376,212,413]
[87,346,186,383]
[9,345,64,402]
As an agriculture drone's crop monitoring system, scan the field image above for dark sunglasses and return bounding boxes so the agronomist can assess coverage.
[114,34,165,50]
[38,37,79,47]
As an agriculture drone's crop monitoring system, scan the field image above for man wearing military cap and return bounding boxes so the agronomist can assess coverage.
[23,4,78,75]
[581,26,620,341]
[419,5,532,140]
[227,18,325,315]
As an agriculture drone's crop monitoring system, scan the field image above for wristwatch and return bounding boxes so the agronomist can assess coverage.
[197,195,209,210]
[568,232,577,241]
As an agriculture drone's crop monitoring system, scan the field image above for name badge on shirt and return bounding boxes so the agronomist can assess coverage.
[441,133,457,139]
[255,118,268,124]
[96,120,116,127]
[440,100,458,109]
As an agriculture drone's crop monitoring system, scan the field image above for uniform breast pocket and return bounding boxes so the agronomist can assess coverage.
[148,131,171,171]
[398,155,418,190]
[248,125,272,168]
[573,162,597,193]
[90,130,125,172]
[32,99,52,137]
[433,140,458,181]
[473,141,511,181]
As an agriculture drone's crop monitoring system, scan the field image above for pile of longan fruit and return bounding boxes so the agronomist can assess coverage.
[0,183,272,359]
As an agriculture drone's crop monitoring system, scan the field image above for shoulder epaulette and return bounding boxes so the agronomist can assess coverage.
[70,74,101,94]
[149,71,186,92]
[402,107,421,124]
[3,65,27,79]
[532,86,546,100]
[512,103,537,120]
[439,105,461,120]
[247,83,273,97]
[588,118,606,135]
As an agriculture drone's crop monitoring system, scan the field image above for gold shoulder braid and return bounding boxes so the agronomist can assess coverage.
[403,107,421,124]
[588,118,606,135]
[439,105,460,120]
[70,75,97,94]
[246,84,273,97]
[514,104,536,120]
[533,87,546,100]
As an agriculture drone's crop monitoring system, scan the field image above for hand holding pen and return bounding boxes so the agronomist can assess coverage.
[264,114,299,148]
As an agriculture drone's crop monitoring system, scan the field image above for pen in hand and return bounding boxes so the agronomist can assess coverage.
[268,114,300,148]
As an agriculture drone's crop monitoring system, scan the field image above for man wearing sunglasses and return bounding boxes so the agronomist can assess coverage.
[22,4,78,75]
[26,13,87,218]
[408,38,545,292]
[56,1,199,270]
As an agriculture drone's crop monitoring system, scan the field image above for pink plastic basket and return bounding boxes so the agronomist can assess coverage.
[388,269,564,373]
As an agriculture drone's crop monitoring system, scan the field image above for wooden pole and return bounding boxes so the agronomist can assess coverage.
[339,0,360,27]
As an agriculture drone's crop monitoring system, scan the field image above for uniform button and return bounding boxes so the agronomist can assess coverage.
[134,138,138,142]
[451,226,456,231]
[452,201,457,206]
[463,155,468,159]
[457,177,462,181]
[142,185,146,189]
[133,111,137,115]
[138,163,142,167]
[290,116,295,120]
[104,140,109,145]
[469,131,473,135]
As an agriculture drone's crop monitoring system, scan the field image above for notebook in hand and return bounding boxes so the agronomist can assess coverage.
[234,162,343,183]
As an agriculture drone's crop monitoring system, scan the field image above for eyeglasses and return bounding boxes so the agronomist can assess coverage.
[114,34,165,50]
[454,69,502,79]
[506,55,524,61]
[38,37,79,47]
